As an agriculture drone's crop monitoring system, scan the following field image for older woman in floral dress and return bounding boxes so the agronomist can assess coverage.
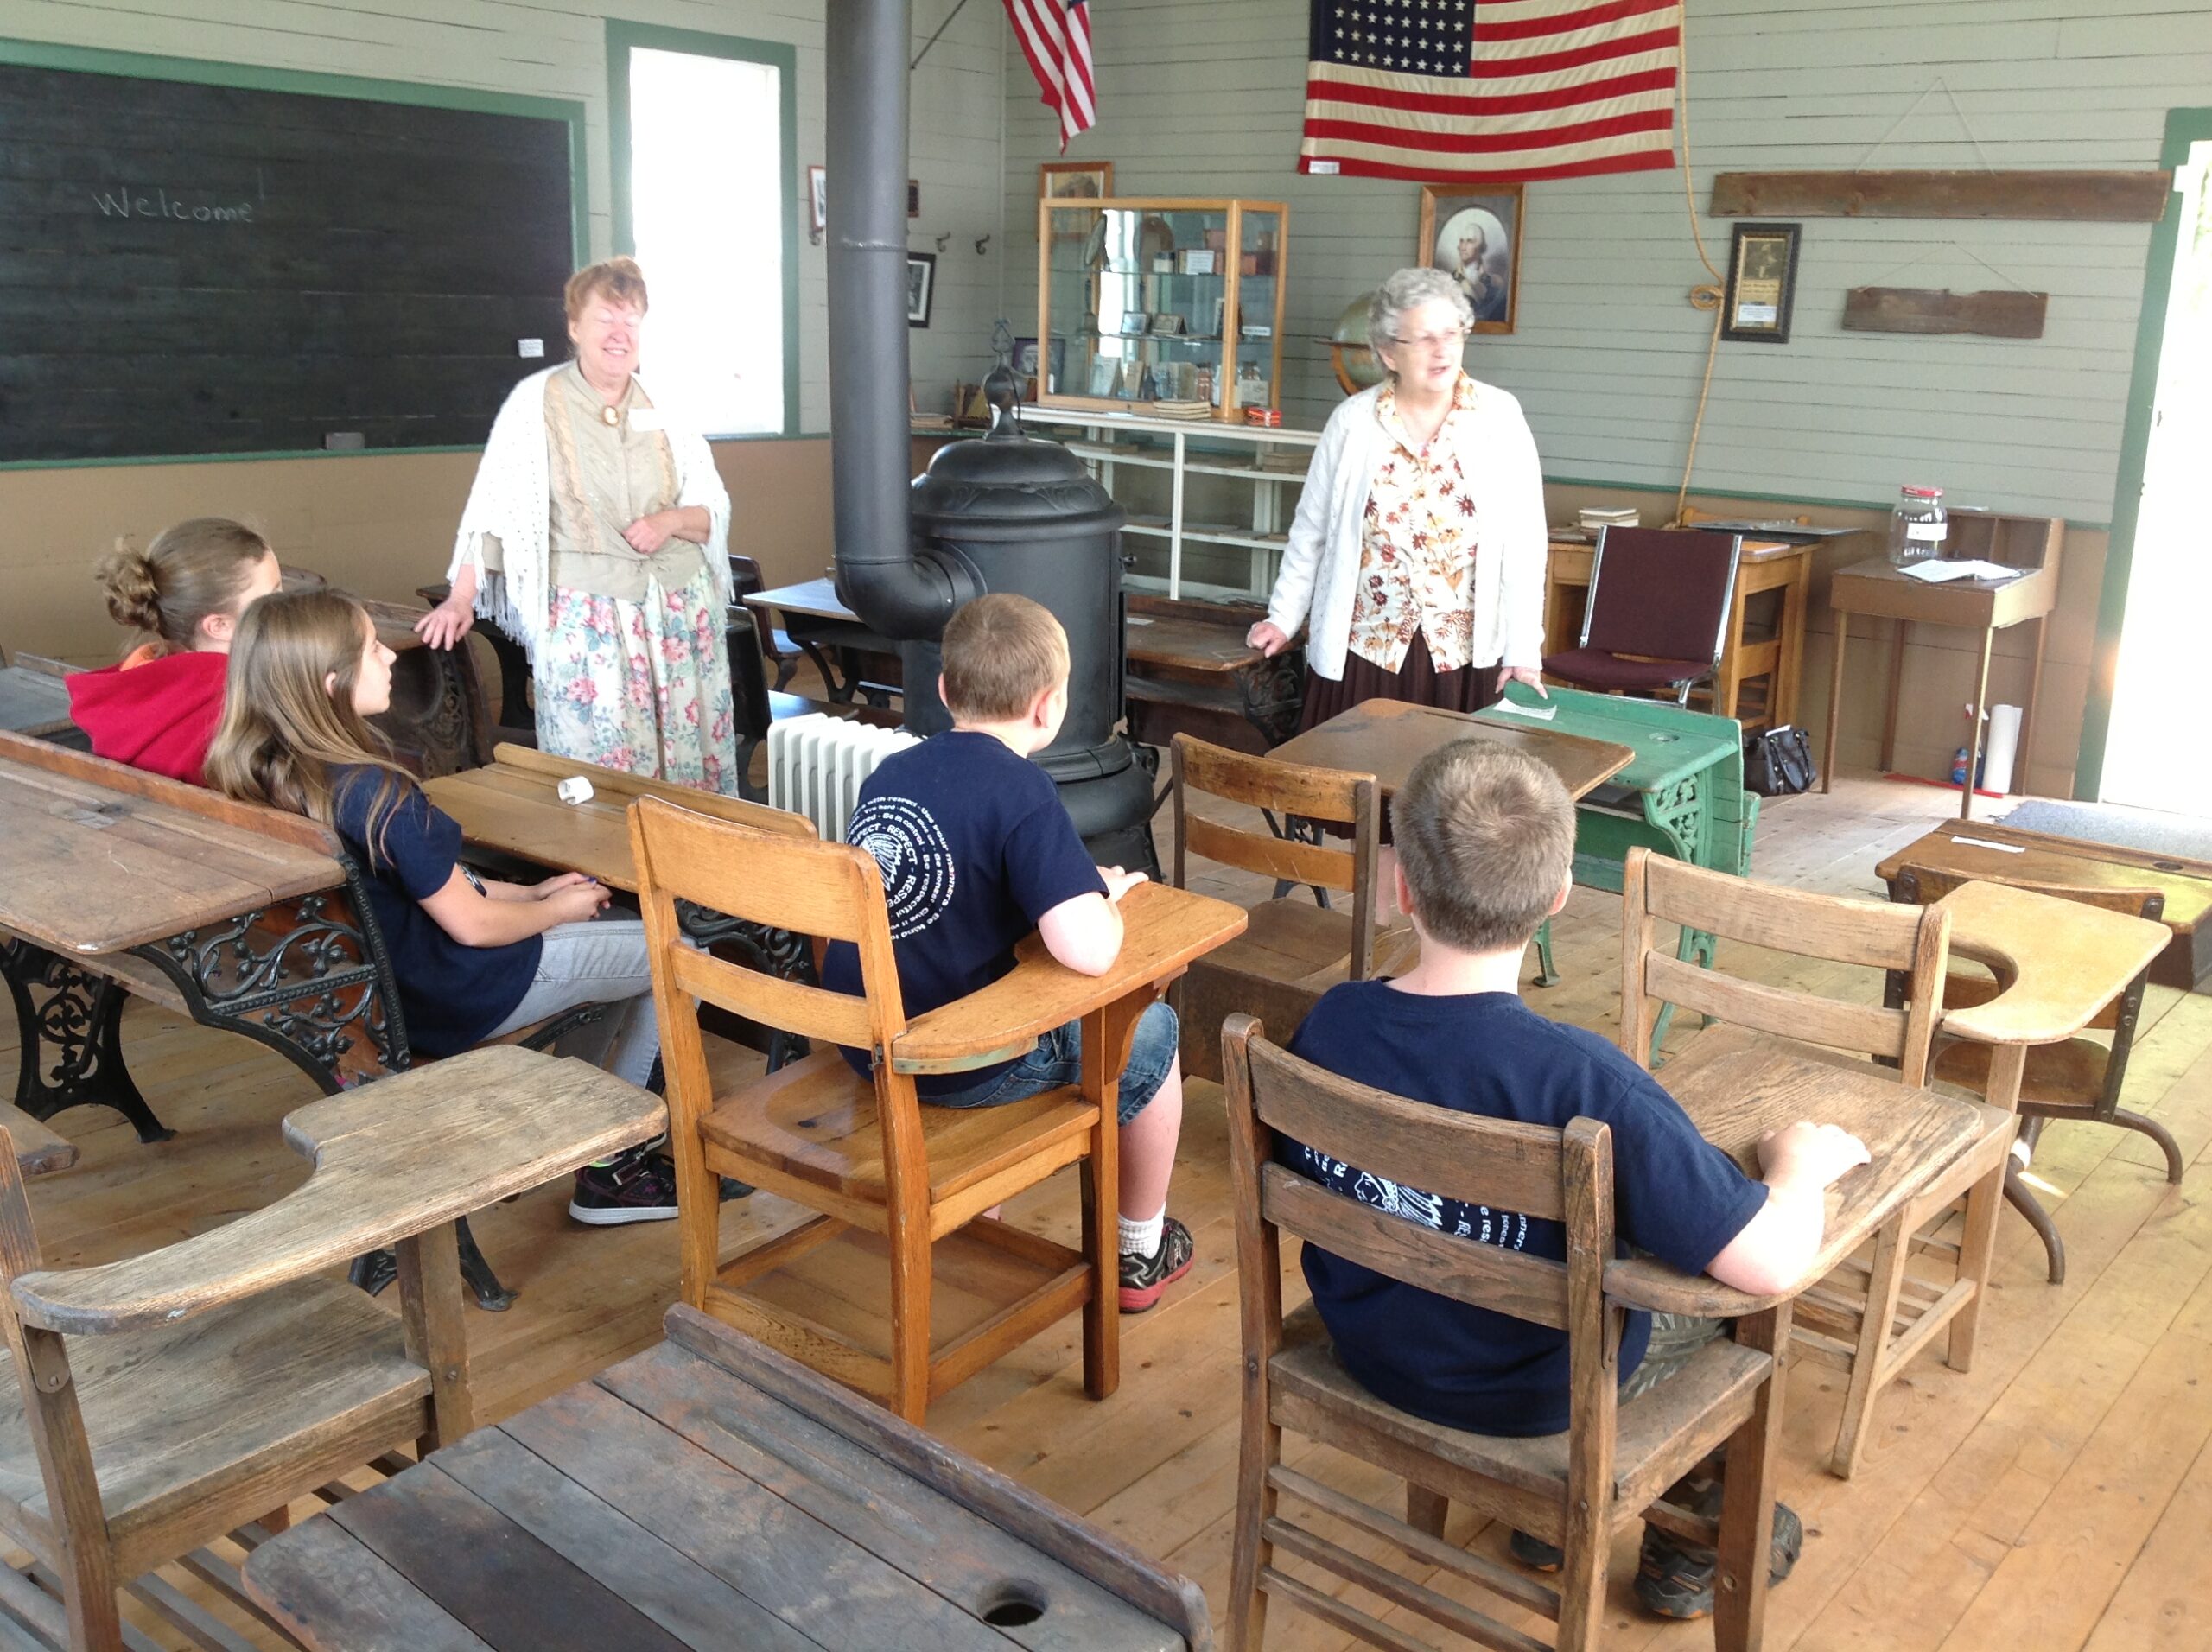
[417,257,738,793]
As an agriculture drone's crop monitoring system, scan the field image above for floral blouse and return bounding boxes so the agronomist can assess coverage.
[1346,372,1482,676]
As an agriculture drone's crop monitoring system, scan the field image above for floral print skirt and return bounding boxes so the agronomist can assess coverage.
[533,565,738,796]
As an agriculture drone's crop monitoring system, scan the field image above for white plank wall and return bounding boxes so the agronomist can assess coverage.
[0,0,1010,423]
[1001,0,2212,522]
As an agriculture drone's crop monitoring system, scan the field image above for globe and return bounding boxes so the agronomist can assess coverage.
[1327,291,1383,394]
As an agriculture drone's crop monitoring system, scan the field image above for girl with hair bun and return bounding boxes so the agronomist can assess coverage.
[65,517,283,785]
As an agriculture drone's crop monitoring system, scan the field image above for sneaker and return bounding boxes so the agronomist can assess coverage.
[1634,1485,1804,1620]
[1119,1216,1195,1312]
[568,1149,681,1226]
[1508,1529,1562,1573]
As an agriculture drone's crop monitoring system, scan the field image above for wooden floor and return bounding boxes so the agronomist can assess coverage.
[9,761,2211,1649]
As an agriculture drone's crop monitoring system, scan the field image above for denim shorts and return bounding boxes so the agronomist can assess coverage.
[928,1000,1178,1125]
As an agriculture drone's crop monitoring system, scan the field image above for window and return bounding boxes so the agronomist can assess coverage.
[609,26,798,436]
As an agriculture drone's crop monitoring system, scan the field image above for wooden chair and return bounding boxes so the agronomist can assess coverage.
[631,797,1119,1426]
[1620,848,2015,1479]
[728,554,801,692]
[1885,862,2182,1285]
[0,1045,659,1651]
[1166,734,1408,1083]
[1222,1014,1787,1651]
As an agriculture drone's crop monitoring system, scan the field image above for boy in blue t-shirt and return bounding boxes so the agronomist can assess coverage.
[1282,740,1869,1619]
[823,594,1193,1312]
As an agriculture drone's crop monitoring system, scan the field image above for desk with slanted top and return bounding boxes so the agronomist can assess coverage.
[1268,697,1634,802]
[243,1305,1210,1651]
[0,733,405,1142]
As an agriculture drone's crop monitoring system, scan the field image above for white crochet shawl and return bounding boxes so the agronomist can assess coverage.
[446,365,733,664]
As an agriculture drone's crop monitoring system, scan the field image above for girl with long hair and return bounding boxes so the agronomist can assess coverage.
[205,589,689,1225]
[67,517,283,784]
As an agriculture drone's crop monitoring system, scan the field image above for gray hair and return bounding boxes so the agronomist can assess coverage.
[1367,267,1475,358]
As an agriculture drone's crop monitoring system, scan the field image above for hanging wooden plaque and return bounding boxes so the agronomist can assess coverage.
[1842,288,2049,339]
[1711,170,2170,223]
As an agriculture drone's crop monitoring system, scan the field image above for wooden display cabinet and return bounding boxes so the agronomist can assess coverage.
[1037,197,1288,423]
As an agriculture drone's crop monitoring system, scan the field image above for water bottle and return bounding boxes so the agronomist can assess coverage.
[1888,485,1948,567]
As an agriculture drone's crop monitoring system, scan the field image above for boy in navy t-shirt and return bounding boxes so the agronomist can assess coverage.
[1283,741,1869,1618]
[823,594,1193,1312]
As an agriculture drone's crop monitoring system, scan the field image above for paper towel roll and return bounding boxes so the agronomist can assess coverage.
[1982,704,2023,795]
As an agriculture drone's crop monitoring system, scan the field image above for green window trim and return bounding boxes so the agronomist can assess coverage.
[2074,106,2212,801]
[0,35,588,472]
[606,22,801,441]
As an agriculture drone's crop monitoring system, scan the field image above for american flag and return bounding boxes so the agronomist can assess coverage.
[1004,0,1097,153]
[1300,0,1682,183]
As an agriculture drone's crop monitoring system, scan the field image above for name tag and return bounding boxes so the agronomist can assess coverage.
[628,408,666,432]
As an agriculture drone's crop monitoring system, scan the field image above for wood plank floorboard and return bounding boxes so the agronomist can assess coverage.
[2,762,2206,1649]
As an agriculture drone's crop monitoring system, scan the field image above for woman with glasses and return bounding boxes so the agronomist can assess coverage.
[1249,264,1549,774]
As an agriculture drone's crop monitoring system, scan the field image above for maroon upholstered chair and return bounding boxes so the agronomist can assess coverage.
[1541,526,1743,706]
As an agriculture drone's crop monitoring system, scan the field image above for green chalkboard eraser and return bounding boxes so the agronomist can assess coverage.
[324,432,365,452]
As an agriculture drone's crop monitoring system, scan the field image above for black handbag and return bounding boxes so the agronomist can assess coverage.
[1745,724,1819,796]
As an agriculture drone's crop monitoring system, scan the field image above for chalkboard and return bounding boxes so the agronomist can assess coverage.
[0,58,577,462]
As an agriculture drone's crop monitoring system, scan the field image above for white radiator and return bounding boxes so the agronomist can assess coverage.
[766,713,922,843]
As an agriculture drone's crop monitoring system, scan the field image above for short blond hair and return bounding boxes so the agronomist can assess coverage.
[1393,742,1575,952]
[940,594,1069,722]
[564,257,649,322]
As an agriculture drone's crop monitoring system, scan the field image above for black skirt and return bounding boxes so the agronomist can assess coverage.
[1297,632,1505,842]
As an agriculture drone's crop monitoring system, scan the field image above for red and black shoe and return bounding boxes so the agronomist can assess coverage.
[1119,1216,1195,1312]
[568,1148,681,1226]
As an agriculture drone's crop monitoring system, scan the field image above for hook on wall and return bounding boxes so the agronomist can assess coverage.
[974,232,992,257]
[934,232,951,253]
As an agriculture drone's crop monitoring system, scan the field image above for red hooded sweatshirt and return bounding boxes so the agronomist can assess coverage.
[64,645,227,786]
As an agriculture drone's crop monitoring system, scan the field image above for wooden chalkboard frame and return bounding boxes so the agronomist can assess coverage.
[0,35,588,471]
[605,22,801,440]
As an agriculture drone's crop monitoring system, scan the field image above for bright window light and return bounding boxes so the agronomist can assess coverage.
[626,47,785,435]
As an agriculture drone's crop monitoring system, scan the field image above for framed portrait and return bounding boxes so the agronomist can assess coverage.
[1721,223,1800,344]
[906,252,937,328]
[1416,183,1525,335]
[806,164,826,245]
[1013,335,1042,375]
[1148,313,1185,336]
[1039,160,1114,200]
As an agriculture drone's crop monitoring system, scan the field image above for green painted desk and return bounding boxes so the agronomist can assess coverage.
[1476,685,1755,1045]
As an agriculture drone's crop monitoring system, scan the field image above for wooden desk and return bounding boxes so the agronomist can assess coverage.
[1268,698,1634,803]
[1876,819,2212,993]
[747,578,905,706]
[1544,535,1812,731]
[244,1305,1210,1651]
[1122,594,1306,755]
[0,733,404,1141]
[1607,1027,1988,1318]
[0,651,79,745]
[1823,524,2063,815]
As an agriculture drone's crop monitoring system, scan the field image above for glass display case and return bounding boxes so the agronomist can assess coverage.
[1035,197,1288,423]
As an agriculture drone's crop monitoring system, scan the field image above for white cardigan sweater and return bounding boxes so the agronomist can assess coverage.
[1265,377,1549,681]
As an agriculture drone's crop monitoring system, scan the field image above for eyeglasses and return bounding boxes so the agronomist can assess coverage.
[1389,328,1467,353]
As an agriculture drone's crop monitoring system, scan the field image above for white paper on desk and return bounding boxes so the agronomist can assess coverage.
[1949,835,2027,854]
[1899,559,2018,584]
[1490,697,1558,721]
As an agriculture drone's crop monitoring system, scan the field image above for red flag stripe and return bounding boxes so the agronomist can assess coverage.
[1305,107,1674,154]
[1300,149,1675,183]
[1308,67,1678,118]
[1471,0,1679,42]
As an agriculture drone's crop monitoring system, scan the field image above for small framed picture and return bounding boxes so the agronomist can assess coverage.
[1118,309,1147,337]
[1148,313,1185,336]
[1722,223,1801,344]
[806,164,826,245]
[1014,335,1042,375]
[1087,357,1118,397]
[1416,183,1525,334]
[906,252,937,328]
[1039,160,1114,200]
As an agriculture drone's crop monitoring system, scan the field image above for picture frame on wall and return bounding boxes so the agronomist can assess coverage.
[906,252,936,327]
[1721,222,1801,344]
[1039,160,1114,200]
[1415,183,1525,334]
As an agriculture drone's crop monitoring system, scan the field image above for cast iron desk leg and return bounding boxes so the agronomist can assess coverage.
[2,941,173,1142]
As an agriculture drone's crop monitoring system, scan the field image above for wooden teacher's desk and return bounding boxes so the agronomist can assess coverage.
[245,1305,1210,1652]
[1544,535,1812,732]
[1269,698,1634,804]
[1821,515,2063,816]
